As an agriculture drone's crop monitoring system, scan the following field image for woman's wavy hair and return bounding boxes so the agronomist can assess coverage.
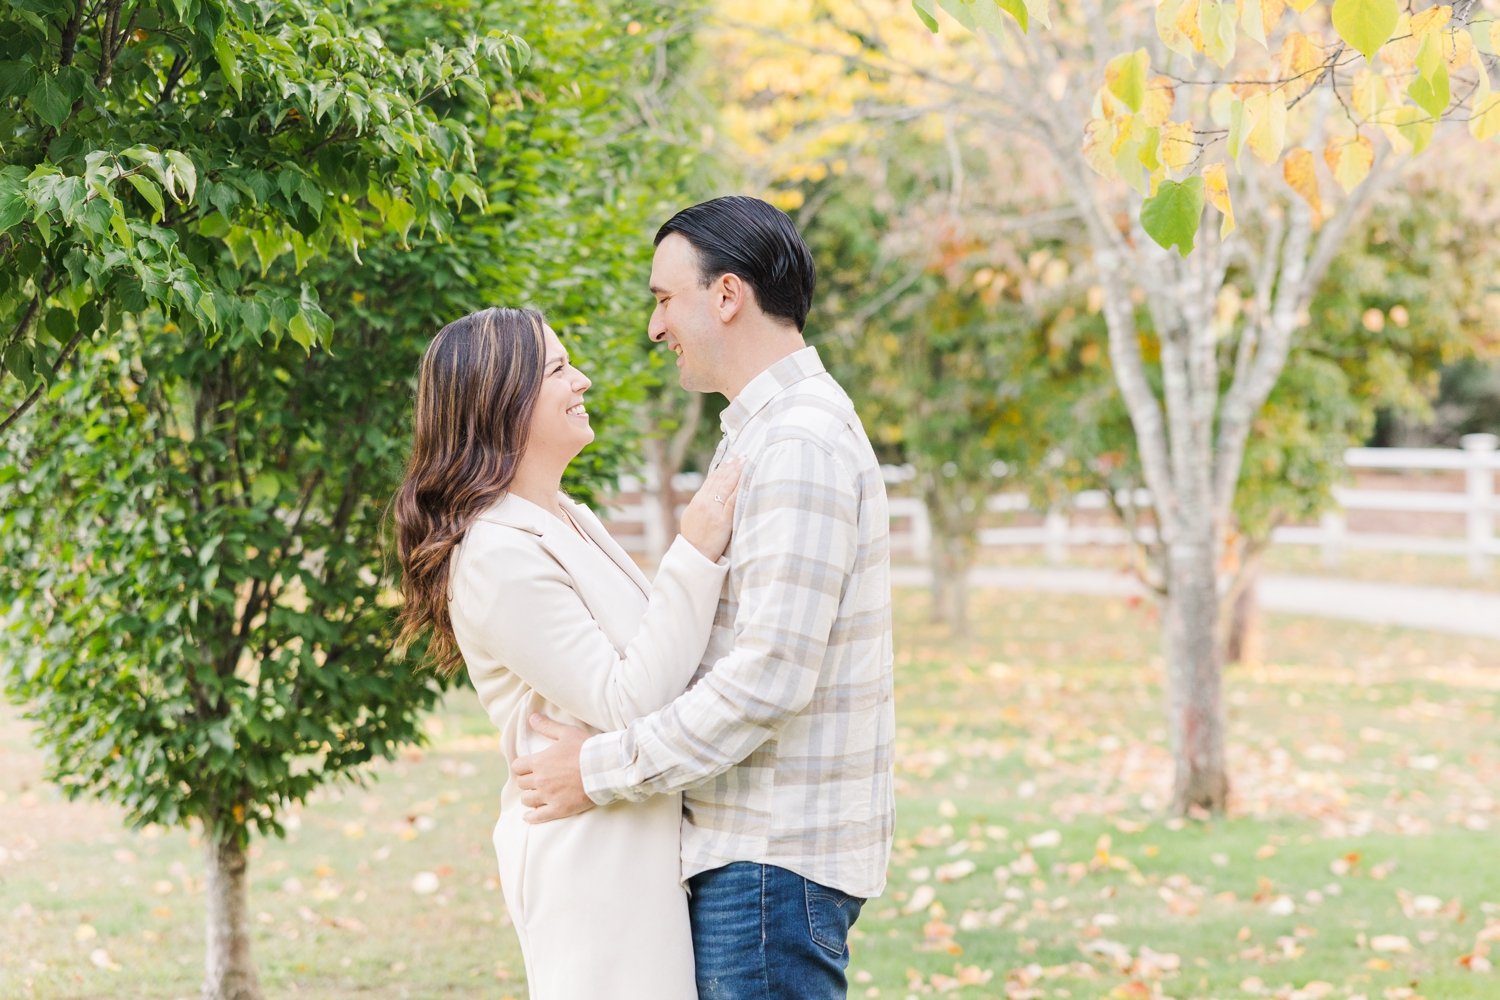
[394,306,548,675]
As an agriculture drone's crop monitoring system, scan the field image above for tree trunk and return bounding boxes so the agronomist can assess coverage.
[928,535,970,638]
[641,435,680,567]
[203,830,262,1000]
[1225,552,1263,666]
[1163,538,1229,816]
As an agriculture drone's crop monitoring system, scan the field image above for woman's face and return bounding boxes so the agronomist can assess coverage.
[525,324,594,465]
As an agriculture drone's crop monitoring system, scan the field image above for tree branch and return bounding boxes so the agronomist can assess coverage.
[0,324,90,435]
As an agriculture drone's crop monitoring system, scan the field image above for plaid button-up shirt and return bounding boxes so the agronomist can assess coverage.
[580,347,895,899]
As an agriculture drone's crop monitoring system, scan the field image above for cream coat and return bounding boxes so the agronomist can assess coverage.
[448,492,726,1000]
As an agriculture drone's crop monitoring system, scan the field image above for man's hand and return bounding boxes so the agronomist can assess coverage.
[511,714,595,824]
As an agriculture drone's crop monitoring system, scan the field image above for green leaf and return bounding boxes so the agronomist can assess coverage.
[0,168,26,235]
[1226,98,1249,165]
[0,60,39,100]
[165,150,197,202]
[214,33,243,99]
[287,312,318,351]
[385,198,416,244]
[1407,61,1449,119]
[1106,49,1149,113]
[1199,0,1237,67]
[29,72,74,128]
[1331,0,1399,63]
[126,174,166,219]
[1141,176,1205,257]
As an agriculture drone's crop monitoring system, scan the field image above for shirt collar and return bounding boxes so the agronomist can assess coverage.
[720,347,826,436]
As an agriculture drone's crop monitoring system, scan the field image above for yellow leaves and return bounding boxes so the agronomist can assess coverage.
[1203,162,1235,236]
[1245,90,1288,163]
[1351,69,1389,120]
[1323,134,1374,192]
[1140,76,1178,127]
[1236,0,1286,47]
[1083,118,1118,176]
[1278,32,1324,101]
[1157,0,1198,58]
[1409,5,1451,39]
[1173,0,1206,53]
[1379,14,1420,73]
[1471,93,1500,141]
[1160,120,1198,171]
[1286,0,1317,10]
[1282,147,1324,223]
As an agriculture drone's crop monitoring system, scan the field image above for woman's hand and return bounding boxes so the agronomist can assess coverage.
[680,456,744,561]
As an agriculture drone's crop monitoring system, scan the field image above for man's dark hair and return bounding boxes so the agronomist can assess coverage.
[654,196,816,331]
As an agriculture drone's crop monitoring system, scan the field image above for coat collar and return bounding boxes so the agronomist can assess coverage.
[475,492,650,598]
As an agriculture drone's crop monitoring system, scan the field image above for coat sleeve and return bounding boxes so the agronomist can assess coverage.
[455,532,727,733]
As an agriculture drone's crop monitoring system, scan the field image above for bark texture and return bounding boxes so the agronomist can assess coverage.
[203,832,262,1000]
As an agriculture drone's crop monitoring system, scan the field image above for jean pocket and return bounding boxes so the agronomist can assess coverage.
[804,880,864,959]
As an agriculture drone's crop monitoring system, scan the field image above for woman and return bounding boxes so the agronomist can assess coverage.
[393,306,741,999]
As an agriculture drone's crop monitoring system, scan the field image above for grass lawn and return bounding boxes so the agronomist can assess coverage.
[2,588,1498,999]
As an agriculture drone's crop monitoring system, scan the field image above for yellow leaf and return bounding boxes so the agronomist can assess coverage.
[1381,14,1420,73]
[1444,29,1476,72]
[1238,0,1267,46]
[1472,93,1500,141]
[1286,0,1316,9]
[1161,120,1198,170]
[1409,5,1451,38]
[1351,69,1389,119]
[1157,0,1197,57]
[1324,134,1374,192]
[1175,0,1206,51]
[1141,76,1178,126]
[1279,32,1324,101]
[1282,147,1323,223]
[1083,118,1119,176]
[1259,0,1287,35]
[1203,162,1235,236]
[1246,90,1288,163]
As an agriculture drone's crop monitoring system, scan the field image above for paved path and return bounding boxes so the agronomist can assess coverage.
[890,566,1500,641]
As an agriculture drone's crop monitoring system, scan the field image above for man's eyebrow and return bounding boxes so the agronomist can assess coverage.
[649,284,669,296]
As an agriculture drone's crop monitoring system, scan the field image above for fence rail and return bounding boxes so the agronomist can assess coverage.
[602,434,1500,578]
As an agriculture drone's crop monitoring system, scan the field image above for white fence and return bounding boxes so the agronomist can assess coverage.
[603,435,1500,578]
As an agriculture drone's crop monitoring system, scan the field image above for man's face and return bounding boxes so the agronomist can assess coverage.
[647,233,725,395]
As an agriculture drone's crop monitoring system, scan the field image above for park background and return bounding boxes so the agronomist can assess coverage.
[1,0,1498,997]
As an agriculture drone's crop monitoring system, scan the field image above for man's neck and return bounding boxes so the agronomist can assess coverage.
[721,329,808,403]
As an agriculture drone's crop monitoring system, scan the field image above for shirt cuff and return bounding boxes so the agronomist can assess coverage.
[580,730,632,806]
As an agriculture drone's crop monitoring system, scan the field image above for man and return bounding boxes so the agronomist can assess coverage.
[513,195,895,999]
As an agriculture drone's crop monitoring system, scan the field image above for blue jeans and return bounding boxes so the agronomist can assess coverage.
[689,862,865,1000]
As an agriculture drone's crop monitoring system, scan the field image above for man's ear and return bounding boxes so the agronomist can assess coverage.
[716,273,747,324]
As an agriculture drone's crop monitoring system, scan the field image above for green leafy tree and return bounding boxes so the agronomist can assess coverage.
[0,0,514,432]
[1,2,692,996]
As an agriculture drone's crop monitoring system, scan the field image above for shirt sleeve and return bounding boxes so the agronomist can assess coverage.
[461,533,728,733]
[579,436,859,804]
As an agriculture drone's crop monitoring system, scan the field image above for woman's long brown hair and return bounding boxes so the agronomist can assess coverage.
[394,306,547,675]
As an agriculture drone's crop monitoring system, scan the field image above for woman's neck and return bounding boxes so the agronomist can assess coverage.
[507,459,567,520]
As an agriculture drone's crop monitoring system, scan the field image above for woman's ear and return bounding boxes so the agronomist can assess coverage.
[716,273,746,324]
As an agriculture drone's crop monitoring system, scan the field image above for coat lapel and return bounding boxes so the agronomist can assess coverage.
[563,496,651,599]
